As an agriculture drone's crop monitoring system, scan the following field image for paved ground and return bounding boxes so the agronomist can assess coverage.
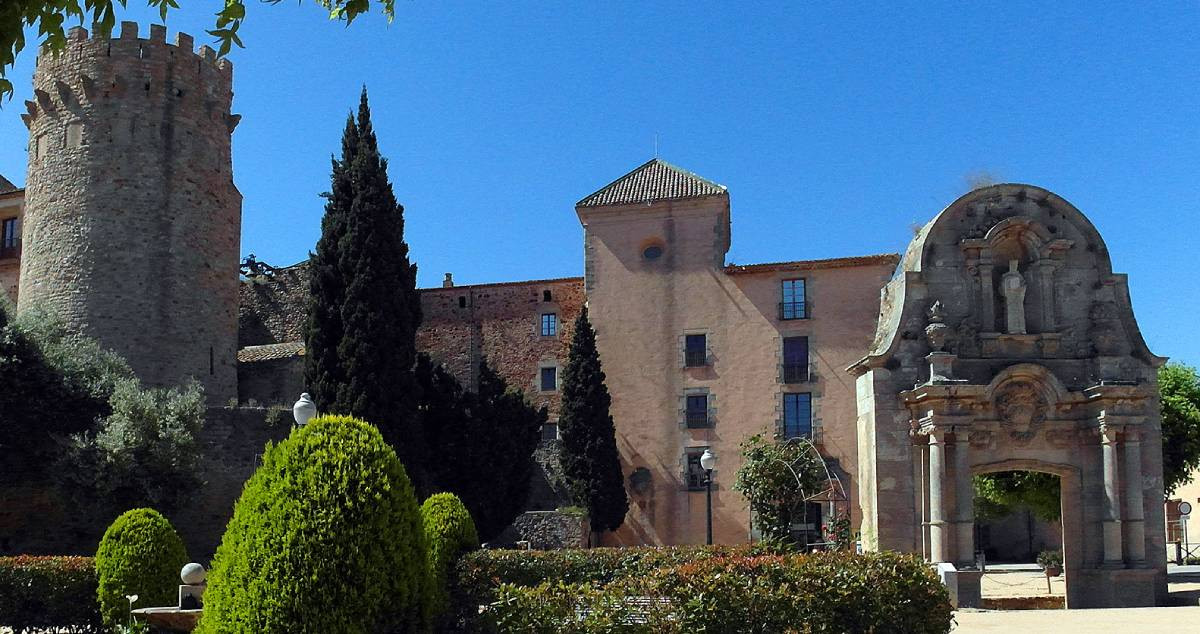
[953,564,1200,632]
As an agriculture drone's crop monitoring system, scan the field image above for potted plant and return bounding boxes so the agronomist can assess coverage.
[1037,550,1063,577]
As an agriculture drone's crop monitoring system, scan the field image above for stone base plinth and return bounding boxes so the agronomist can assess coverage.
[131,607,201,632]
[1067,567,1164,608]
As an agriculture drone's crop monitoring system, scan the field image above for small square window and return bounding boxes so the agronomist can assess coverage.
[685,334,707,367]
[543,290,553,302]
[783,393,813,439]
[541,313,557,337]
[458,296,467,308]
[781,279,807,320]
[541,422,559,441]
[540,366,557,391]
[686,394,709,428]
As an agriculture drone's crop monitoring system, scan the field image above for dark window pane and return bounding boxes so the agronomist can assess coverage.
[543,290,553,302]
[781,279,807,319]
[783,393,813,438]
[686,394,708,427]
[541,423,558,441]
[685,334,707,367]
[644,245,663,260]
[541,367,557,391]
[783,336,809,383]
[541,313,557,336]
[686,451,708,490]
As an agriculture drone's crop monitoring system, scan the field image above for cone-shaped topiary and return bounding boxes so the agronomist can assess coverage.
[196,414,429,633]
[420,492,479,622]
[95,508,188,630]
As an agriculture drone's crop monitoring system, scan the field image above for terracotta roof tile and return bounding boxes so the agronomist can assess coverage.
[724,254,901,274]
[237,341,305,363]
[576,158,727,208]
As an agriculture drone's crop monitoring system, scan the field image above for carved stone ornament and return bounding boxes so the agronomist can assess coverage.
[994,381,1047,441]
[954,318,980,357]
[924,300,950,352]
[1088,301,1122,355]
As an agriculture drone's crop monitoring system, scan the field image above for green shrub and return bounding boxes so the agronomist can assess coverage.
[421,492,479,623]
[0,556,102,633]
[486,551,952,634]
[95,509,188,631]
[196,414,429,633]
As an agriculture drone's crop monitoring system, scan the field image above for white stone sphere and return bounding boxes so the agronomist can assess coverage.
[180,562,206,585]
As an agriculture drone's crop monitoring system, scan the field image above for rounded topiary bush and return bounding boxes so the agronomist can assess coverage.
[95,508,188,630]
[420,492,479,621]
[196,414,429,633]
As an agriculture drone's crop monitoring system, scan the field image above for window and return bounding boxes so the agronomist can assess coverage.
[540,366,557,391]
[541,313,557,336]
[458,296,467,308]
[782,336,809,383]
[685,334,707,367]
[790,502,824,547]
[780,279,807,320]
[686,394,709,428]
[541,422,559,441]
[643,244,663,260]
[684,448,711,491]
[783,393,813,439]
[0,217,18,259]
[543,290,553,302]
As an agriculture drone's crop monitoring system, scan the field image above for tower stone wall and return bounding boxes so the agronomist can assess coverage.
[17,22,242,403]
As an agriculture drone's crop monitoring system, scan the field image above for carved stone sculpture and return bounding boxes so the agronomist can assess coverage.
[924,300,950,352]
[1001,259,1027,334]
[994,380,1047,441]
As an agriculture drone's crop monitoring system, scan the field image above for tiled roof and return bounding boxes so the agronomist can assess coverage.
[576,158,727,208]
[237,341,305,363]
[725,254,901,274]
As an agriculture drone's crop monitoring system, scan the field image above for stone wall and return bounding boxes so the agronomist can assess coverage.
[494,511,591,550]
[238,263,309,347]
[0,407,285,561]
[17,23,241,405]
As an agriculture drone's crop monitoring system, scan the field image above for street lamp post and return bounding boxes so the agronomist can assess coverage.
[293,393,317,428]
[700,449,717,545]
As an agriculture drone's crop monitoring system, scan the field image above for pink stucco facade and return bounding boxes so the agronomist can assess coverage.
[578,192,897,545]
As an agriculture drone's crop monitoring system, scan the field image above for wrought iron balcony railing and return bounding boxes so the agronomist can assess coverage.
[685,410,710,429]
[0,240,20,260]
[782,362,810,384]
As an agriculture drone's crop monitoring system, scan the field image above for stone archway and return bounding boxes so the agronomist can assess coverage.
[973,459,1081,608]
[851,184,1168,608]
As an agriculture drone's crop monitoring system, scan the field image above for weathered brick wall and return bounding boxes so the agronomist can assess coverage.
[238,263,309,347]
[493,511,591,549]
[17,23,241,405]
[0,407,286,561]
[238,262,586,418]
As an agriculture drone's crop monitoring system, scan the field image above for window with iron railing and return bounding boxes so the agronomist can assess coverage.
[780,278,807,320]
[782,336,809,383]
[783,392,813,439]
[685,334,708,367]
[686,394,709,428]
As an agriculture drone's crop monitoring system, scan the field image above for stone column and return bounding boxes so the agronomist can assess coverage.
[928,430,950,563]
[1038,264,1057,332]
[953,430,975,568]
[1100,426,1124,567]
[979,261,995,331]
[920,439,931,560]
[1123,430,1146,565]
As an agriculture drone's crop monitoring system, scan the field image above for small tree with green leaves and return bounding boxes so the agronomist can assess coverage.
[558,308,628,533]
[420,492,478,625]
[1161,362,1200,494]
[95,508,188,632]
[732,433,827,542]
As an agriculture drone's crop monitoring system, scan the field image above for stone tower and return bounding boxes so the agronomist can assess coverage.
[18,22,242,404]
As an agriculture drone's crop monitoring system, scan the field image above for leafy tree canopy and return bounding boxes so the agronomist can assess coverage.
[1,1,399,98]
[1161,362,1200,494]
[973,471,1061,522]
[732,433,828,542]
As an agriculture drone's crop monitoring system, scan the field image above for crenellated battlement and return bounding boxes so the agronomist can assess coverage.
[23,21,236,131]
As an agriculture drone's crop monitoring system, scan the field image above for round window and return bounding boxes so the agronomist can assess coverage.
[643,245,663,260]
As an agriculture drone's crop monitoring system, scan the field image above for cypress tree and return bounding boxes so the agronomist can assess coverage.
[416,354,545,541]
[558,307,629,532]
[304,88,425,488]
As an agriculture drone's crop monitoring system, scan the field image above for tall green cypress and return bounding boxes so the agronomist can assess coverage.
[304,88,425,488]
[558,307,628,533]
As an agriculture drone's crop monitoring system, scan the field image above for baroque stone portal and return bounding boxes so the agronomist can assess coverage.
[849,184,1167,609]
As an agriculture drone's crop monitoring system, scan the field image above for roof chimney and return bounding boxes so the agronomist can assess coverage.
[443,273,454,288]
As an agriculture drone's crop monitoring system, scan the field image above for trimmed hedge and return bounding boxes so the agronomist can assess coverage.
[196,414,430,633]
[421,492,479,623]
[0,556,102,633]
[454,543,786,605]
[95,508,188,630]
[487,551,952,634]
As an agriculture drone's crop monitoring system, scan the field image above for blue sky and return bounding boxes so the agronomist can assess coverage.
[2,2,1197,365]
